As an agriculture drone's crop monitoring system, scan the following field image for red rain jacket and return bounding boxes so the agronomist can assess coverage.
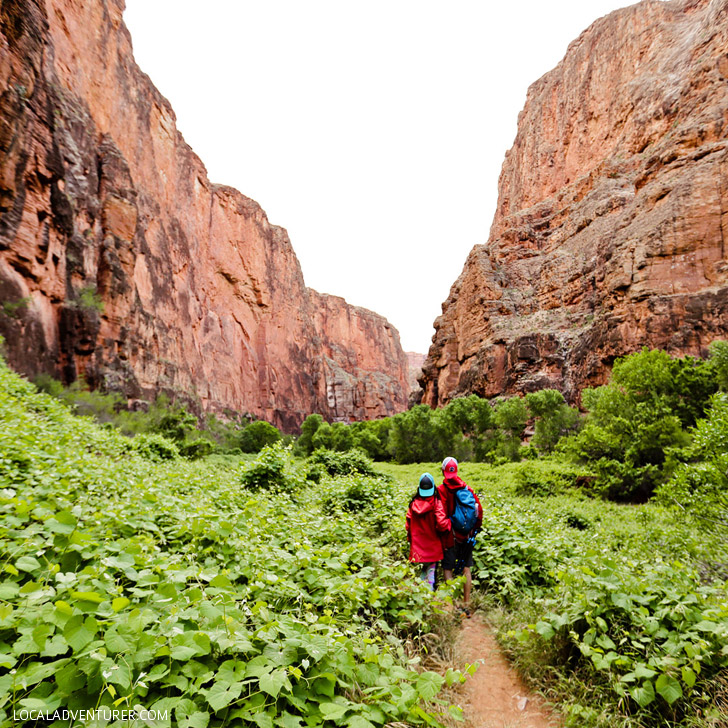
[406,495,445,564]
[435,475,483,549]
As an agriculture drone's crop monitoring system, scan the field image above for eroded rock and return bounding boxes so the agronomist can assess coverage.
[0,0,408,430]
[420,0,728,406]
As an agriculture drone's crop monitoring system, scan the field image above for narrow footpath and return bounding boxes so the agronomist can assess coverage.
[453,615,562,728]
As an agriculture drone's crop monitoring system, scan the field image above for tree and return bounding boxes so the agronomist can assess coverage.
[525,389,579,453]
[559,349,698,501]
[294,414,323,456]
[708,340,728,391]
[330,422,354,451]
[311,422,335,451]
[387,405,448,464]
[238,420,282,453]
[494,396,529,461]
[442,394,497,461]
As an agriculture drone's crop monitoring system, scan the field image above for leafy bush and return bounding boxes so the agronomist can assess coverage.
[656,392,728,526]
[309,447,380,477]
[559,349,696,501]
[239,441,304,491]
[237,419,281,452]
[320,474,393,514]
[293,413,323,456]
[522,556,728,721]
[125,431,180,461]
[525,389,579,453]
[305,463,324,482]
[512,460,594,498]
[178,436,215,459]
[494,396,529,461]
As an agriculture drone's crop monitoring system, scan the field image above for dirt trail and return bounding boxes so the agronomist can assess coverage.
[453,615,561,728]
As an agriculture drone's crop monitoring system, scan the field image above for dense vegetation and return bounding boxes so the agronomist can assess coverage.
[3,343,728,727]
[34,376,286,458]
[0,360,465,726]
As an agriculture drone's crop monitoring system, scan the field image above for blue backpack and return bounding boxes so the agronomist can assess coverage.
[450,487,477,534]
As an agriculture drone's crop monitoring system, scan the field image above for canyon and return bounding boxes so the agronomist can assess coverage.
[0,0,409,431]
[419,0,728,406]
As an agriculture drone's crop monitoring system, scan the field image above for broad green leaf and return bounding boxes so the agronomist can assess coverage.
[252,712,273,728]
[629,680,655,707]
[70,590,105,604]
[693,621,719,633]
[0,583,19,599]
[319,702,348,720]
[633,664,658,679]
[112,597,130,612]
[42,634,68,657]
[682,666,696,688]
[346,717,376,728]
[276,712,302,728]
[16,556,41,573]
[32,624,52,649]
[534,621,555,640]
[47,511,77,534]
[259,669,291,698]
[180,714,209,728]
[64,615,96,652]
[206,681,243,711]
[416,671,444,700]
[656,674,682,705]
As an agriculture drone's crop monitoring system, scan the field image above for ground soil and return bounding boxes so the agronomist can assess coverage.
[453,614,562,728]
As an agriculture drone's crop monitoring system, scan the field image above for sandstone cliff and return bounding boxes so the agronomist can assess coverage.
[406,351,425,394]
[0,0,409,430]
[420,0,728,406]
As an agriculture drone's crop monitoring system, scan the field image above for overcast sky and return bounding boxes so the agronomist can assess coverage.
[123,0,637,354]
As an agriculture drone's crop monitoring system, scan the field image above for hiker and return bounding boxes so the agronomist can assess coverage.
[406,473,445,591]
[436,456,482,615]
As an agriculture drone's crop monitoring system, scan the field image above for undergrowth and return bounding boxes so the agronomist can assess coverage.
[0,359,465,727]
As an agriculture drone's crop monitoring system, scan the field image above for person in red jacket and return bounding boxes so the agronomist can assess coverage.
[435,456,483,614]
[406,473,444,590]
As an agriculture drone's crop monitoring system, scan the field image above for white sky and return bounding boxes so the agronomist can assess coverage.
[123,0,637,353]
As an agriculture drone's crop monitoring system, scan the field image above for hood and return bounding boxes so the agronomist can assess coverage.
[411,496,436,515]
[442,474,467,490]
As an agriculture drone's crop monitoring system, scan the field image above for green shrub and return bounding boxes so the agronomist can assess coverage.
[179,437,215,459]
[240,442,303,491]
[293,413,323,456]
[525,389,579,453]
[523,556,728,721]
[77,284,105,313]
[237,419,281,452]
[512,460,594,498]
[309,447,380,477]
[656,392,728,525]
[320,474,393,516]
[305,463,324,482]
[494,396,529,461]
[560,353,693,501]
[125,431,180,461]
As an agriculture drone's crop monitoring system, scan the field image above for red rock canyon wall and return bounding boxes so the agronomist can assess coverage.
[420,0,728,406]
[0,0,409,430]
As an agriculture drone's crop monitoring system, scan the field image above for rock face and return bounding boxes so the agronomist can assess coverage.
[406,351,425,394]
[420,0,728,407]
[0,0,409,430]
